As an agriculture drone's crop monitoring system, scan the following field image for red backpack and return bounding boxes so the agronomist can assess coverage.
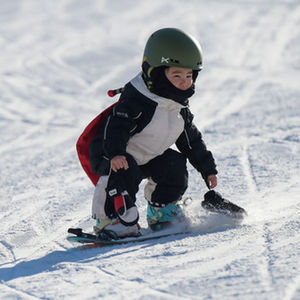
[76,89,123,185]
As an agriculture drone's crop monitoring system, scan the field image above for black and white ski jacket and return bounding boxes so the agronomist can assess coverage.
[89,73,217,181]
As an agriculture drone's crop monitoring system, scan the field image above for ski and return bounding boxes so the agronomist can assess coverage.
[66,194,247,249]
[67,227,188,248]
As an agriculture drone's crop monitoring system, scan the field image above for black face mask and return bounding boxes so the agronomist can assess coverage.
[148,67,197,106]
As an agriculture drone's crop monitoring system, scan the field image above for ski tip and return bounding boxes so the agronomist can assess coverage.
[67,228,83,235]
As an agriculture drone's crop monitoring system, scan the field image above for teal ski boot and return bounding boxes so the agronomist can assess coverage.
[147,203,186,231]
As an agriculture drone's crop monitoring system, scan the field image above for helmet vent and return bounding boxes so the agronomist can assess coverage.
[170,58,180,64]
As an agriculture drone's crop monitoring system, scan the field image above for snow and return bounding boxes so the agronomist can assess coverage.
[0,0,299,299]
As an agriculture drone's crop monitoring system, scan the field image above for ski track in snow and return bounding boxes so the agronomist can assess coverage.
[0,0,300,299]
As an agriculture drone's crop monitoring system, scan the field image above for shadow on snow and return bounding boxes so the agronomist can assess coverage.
[0,216,243,282]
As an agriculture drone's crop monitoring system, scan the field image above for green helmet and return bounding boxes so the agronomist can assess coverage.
[142,28,203,71]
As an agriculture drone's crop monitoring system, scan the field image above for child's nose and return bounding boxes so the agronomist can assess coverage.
[181,79,191,89]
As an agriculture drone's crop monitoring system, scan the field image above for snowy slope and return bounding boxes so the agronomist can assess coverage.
[0,0,299,299]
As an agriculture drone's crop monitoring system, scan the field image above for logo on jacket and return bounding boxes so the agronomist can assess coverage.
[116,111,129,118]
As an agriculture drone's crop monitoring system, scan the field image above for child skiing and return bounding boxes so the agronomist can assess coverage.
[82,28,243,239]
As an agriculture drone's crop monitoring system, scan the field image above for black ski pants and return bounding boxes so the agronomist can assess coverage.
[105,149,188,217]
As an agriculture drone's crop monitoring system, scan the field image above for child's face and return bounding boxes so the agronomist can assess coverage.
[165,67,193,91]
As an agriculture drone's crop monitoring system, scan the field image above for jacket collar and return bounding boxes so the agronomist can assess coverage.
[130,73,185,110]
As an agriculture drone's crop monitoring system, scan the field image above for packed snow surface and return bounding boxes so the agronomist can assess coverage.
[0,0,299,299]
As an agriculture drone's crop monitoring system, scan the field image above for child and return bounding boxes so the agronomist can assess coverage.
[89,28,219,238]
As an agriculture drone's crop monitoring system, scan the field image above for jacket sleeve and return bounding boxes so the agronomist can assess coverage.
[103,97,139,159]
[176,108,218,180]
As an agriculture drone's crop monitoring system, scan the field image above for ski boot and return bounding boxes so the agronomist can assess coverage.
[94,218,141,240]
[94,188,141,240]
[147,202,186,231]
[201,190,247,218]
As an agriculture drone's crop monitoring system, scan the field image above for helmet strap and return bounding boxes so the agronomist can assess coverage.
[142,62,155,90]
